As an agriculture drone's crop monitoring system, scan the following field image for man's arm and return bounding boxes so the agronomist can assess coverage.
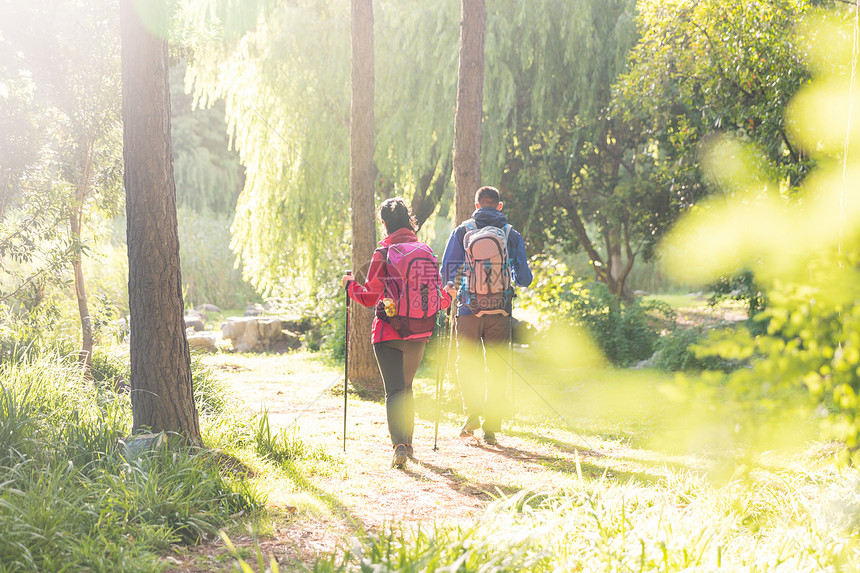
[440,228,465,284]
[509,230,533,287]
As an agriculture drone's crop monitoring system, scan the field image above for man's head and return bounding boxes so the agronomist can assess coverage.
[378,196,417,234]
[474,186,503,211]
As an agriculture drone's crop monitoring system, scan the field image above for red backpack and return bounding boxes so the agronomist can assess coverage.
[376,241,442,339]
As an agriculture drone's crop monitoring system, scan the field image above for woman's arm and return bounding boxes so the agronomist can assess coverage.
[345,250,386,308]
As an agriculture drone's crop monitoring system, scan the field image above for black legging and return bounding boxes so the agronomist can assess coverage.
[373,339,427,448]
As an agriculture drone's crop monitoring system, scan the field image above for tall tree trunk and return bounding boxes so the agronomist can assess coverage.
[452,0,486,225]
[70,209,93,377]
[120,0,201,444]
[71,148,93,378]
[349,0,381,393]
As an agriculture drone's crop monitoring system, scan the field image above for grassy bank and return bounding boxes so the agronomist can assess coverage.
[0,349,286,572]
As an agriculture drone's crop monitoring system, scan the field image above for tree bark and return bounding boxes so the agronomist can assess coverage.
[70,145,93,377]
[349,0,381,393]
[452,0,486,225]
[120,0,201,444]
[70,209,93,377]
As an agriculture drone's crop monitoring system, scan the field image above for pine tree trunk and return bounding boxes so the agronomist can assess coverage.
[349,0,381,394]
[453,0,486,225]
[120,0,201,444]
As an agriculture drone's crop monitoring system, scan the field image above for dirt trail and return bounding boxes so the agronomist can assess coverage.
[170,351,696,571]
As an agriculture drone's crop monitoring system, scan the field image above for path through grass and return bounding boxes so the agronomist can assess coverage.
[163,347,860,571]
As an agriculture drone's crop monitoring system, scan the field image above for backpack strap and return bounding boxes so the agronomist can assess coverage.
[502,224,512,260]
[374,245,390,267]
[374,246,393,299]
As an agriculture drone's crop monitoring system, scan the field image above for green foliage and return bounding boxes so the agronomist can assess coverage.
[184,0,353,295]
[687,263,860,461]
[708,271,768,328]
[0,300,76,366]
[90,346,130,386]
[0,353,264,571]
[252,411,333,469]
[525,257,674,366]
[181,1,651,295]
[656,6,860,462]
[618,0,817,192]
[171,62,244,215]
[710,272,766,314]
[321,289,347,362]
[1,0,123,347]
[0,182,75,307]
[177,208,260,309]
[192,352,232,416]
[488,0,642,250]
[654,326,736,372]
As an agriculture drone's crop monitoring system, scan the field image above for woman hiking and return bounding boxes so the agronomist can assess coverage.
[341,197,455,469]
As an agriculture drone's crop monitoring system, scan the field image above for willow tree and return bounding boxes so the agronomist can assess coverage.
[374,1,460,230]
[184,1,351,295]
[480,0,645,297]
[182,0,462,296]
[121,0,200,444]
[182,1,651,296]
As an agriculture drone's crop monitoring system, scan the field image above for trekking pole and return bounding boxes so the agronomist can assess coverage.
[433,309,445,451]
[510,308,515,425]
[343,270,352,452]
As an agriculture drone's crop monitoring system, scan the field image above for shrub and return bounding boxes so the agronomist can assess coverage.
[686,269,860,461]
[654,326,737,372]
[524,257,674,366]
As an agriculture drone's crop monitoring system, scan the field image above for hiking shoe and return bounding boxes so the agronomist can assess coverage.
[406,444,414,459]
[459,414,481,437]
[483,431,497,445]
[391,445,408,469]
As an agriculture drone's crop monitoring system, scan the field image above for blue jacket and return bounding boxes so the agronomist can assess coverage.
[441,208,533,316]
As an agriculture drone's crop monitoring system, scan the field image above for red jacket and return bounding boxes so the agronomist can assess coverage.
[347,228,452,343]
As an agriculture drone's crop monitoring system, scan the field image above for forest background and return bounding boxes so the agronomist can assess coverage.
[5,0,860,570]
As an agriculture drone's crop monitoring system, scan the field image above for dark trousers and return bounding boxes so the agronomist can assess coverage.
[456,313,511,434]
[373,339,427,448]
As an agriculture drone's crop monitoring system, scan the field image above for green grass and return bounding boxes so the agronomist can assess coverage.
[4,339,854,572]
[0,349,277,572]
[643,292,713,309]
[643,292,749,317]
[316,454,860,571]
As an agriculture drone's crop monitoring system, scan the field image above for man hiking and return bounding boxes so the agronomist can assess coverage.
[440,186,532,445]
